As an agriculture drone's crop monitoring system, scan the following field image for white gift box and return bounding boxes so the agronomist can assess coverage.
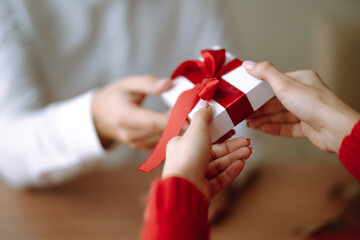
[162,48,275,142]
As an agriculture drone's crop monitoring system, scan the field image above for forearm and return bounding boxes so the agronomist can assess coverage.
[322,95,360,153]
[141,177,210,240]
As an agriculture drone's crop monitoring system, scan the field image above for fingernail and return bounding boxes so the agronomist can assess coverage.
[198,100,209,109]
[246,138,252,145]
[156,78,169,87]
[249,146,254,153]
[243,61,256,70]
[182,122,190,131]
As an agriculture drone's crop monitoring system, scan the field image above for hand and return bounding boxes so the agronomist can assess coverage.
[92,75,172,150]
[162,101,253,200]
[244,61,360,153]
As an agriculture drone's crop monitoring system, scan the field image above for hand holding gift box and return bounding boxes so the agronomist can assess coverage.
[138,47,274,173]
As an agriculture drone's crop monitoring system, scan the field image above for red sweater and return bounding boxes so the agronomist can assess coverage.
[141,120,360,240]
[140,177,209,240]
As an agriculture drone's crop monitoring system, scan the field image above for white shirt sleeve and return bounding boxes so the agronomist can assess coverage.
[0,92,105,188]
[0,1,105,188]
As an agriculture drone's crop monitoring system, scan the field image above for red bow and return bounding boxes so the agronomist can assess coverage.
[138,49,246,173]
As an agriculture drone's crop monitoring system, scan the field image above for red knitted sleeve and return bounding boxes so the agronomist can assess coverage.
[140,177,210,240]
[339,120,360,182]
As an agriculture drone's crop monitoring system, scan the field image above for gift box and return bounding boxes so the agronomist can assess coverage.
[138,47,274,173]
[162,47,275,142]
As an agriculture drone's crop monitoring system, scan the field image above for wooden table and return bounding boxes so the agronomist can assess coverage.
[0,159,355,240]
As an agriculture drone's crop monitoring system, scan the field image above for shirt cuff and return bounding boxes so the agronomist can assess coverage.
[339,120,360,182]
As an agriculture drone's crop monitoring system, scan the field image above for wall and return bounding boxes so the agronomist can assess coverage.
[231,0,360,70]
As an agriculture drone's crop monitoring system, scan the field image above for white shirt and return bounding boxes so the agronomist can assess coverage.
[0,0,241,187]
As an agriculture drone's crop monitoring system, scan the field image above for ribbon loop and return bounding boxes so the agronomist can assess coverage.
[138,49,244,173]
[201,49,226,77]
[198,78,220,101]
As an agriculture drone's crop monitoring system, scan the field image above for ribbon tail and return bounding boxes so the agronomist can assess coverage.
[138,84,201,173]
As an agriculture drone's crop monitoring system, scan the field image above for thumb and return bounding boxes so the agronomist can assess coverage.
[122,75,172,95]
[242,61,294,94]
[187,100,213,134]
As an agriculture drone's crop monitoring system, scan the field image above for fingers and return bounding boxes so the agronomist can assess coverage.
[211,137,251,160]
[243,61,294,94]
[114,107,169,150]
[209,160,245,197]
[115,127,164,151]
[167,136,181,149]
[181,119,190,131]
[184,101,213,136]
[256,122,305,138]
[121,75,172,95]
[123,107,169,131]
[206,146,251,179]
[246,97,287,120]
[247,111,300,129]
[214,129,236,144]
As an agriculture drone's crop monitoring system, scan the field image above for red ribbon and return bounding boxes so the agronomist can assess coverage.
[138,49,253,173]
